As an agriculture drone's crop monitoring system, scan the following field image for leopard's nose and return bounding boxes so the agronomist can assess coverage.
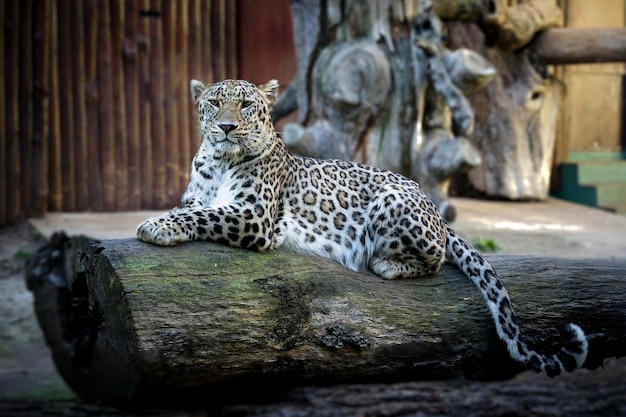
[218,123,237,134]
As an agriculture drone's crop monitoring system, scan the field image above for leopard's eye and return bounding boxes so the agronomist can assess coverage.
[208,99,220,107]
[241,100,253,109]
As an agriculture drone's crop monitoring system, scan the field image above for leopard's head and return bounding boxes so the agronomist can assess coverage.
[190,79,279,158]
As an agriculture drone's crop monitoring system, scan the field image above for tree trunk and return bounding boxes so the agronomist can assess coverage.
[26,233,626,407]
[274,0,492,221]
[447,21,563,200]
[276,1,626,206]
[446,5,626,200]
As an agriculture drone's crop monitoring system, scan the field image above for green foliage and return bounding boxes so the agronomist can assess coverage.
[473,236,501,252]
[14,249,35,262]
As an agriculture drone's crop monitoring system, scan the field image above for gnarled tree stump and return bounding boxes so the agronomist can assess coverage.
[445,2,626,200]
[277,0,626,204]
[274,0,491,221]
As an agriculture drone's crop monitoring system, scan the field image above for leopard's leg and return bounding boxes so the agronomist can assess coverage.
[367,185,447,280]
[137,205,273,250]
[137,208,197,246]
[136,189,210,246]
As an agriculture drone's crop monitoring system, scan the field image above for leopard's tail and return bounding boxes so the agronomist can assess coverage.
[445,226,588,376]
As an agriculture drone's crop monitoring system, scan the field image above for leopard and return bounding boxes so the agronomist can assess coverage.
[137,78,588,376]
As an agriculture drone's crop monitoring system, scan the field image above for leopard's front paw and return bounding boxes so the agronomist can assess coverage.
[136,216,188,246]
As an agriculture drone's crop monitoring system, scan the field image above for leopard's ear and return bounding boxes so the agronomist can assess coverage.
[190,79,207,104]
[258,79,279,108]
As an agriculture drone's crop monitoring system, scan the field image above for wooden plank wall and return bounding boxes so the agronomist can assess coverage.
[237,0,297,85]
[1,0,238,225]
[1,0,48,225]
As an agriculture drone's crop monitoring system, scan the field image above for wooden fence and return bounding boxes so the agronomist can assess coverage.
[1,0,239,225]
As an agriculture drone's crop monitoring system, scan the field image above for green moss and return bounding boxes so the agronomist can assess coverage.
[14,249,36,262]
[108,241,467,335]
[20,382,77,401]
[3,375,76,401]
[113,246,287,308]
[116,250,217,276]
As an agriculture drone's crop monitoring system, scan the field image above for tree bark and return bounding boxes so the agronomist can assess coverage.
[26,233,626,407]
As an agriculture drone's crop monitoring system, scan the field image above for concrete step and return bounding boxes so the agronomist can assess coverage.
[560,161,626,185]
[558,182,626,211]
[568,151,626,162]
[594,183,626,207]
[554,152,626,214]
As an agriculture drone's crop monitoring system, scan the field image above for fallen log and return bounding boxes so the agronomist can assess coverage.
[26,233,626,407]
[221,359,626,417]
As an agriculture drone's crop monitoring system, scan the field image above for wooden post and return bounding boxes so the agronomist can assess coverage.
[531,28,626,65]
[26,233,626,406]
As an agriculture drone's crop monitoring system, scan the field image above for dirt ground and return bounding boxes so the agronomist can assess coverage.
[0,223,64,401]
[1,197,625,416]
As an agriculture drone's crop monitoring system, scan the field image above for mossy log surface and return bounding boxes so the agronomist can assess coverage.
[26,233,626,406]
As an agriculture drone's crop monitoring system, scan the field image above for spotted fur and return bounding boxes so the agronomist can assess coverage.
[137,79,588,376]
